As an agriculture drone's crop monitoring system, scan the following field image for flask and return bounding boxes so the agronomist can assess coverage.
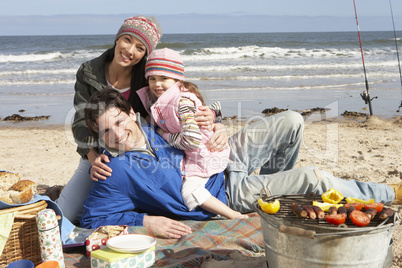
[36,208,65,268]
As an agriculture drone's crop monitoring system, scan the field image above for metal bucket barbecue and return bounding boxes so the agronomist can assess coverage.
[253,193,399,268]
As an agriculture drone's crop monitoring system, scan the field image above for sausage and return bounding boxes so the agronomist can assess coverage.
[347,206,356,219]
[378,207,394,220]
[328,206,338,215]
[337,206,347,216]
[291,203,308,218]
[302,205,317,219]
[311,205,325,219]
[364,208,377,220]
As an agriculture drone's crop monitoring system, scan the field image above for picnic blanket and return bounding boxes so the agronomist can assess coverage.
[63,213,265,267]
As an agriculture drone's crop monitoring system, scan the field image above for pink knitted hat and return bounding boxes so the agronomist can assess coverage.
[115,16,162,56]
[145,48,184,81]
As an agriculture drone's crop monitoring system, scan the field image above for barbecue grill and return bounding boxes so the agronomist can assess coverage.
[254,193,399,268]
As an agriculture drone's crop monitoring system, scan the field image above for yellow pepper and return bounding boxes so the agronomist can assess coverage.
[258,198,280,214]
[321,188,344,204]
[345,197,374,204]
[312,201,343,212]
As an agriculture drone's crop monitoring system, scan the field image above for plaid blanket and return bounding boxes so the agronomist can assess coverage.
[63,213,265,267]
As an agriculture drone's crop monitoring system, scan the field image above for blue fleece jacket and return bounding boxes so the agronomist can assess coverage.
[80,123,226,229]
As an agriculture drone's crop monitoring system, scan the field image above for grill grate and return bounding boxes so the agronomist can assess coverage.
[258,193,397,228]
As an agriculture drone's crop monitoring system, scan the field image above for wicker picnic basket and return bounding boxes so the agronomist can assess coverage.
[0,200,48,266]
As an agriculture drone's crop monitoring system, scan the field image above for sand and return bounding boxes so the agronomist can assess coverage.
[0,114,401,267]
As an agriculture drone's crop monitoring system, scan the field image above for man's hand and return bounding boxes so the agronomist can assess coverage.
[195,106,214,131]
[143,215,192,239]
[206,123,229,152]
[87,148,112,181]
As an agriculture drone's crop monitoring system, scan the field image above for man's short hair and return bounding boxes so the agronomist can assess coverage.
[85,88,132,139]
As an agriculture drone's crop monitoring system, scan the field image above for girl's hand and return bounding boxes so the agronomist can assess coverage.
[206,123,229,152]
[87,148,112,181]
[157,127,165,137]
[145,115,153,124]
[195,106,214,131]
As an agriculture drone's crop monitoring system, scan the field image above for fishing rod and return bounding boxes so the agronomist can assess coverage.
[353,0,375,116]
[389,0,402,112]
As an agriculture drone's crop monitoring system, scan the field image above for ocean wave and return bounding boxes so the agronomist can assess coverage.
[186,60,400,73]
[0,45,397,65]
[0,61,396,78]
[0,52,64,63]
[202,81,398,92]
[0,50,102,63]
[202,84,354,92]
[6,92,74,96]
[188,71,398,81]
[0,79,75,86]
[0,69,397,86]
[158,41,197,49]
[372,37,402,44]
[181,46,396,62]
[0,68,76,77]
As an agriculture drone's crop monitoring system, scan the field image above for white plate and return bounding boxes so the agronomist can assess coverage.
[106,234,156,253]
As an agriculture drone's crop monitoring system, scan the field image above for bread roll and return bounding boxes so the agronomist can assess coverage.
[10,180,37,192]
[10,180,37,204]
[0,193,14,204]
[0,177,37,204]
[0,171,20,191]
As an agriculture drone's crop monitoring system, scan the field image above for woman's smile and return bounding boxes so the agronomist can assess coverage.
[120,53,131,62]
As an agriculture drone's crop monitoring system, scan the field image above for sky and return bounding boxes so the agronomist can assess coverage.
[0,0,402,35]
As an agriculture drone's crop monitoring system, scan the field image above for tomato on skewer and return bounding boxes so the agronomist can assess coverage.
[364,202,384,213]
[325,214,346,225]
[350,210,370,227]
[345,202,364,211]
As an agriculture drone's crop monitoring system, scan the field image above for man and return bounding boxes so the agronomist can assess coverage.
[81,89,399,238]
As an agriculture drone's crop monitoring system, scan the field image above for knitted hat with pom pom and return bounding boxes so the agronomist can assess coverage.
[115,16,162,56]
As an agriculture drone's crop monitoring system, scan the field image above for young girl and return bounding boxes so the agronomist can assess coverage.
[137,48,248,219]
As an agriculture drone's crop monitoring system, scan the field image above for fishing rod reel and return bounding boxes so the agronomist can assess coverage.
[397,100,402,112]
[360,90,377,105]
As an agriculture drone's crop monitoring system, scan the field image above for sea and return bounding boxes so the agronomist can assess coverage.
[1,31,402,126]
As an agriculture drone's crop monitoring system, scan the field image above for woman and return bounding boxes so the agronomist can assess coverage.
[57,16,223,224]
